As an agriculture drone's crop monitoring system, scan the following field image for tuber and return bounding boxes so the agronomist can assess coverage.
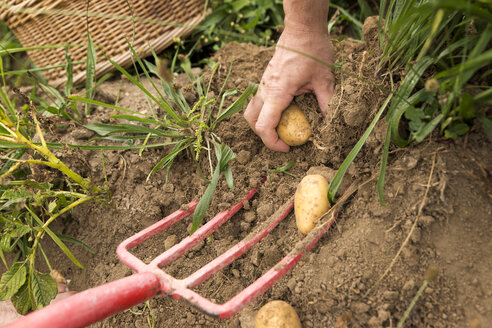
[276,104,312,146]
[294,174,330,234]
[254,300,302,328]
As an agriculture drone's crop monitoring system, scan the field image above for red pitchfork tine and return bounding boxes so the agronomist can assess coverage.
[7,179,342,328]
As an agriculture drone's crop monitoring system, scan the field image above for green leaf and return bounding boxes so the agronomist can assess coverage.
[377,126,392,205]
[328,94,392,204]
[457,93,476,120]
[23,180,53,191]
[390,89,431,148]
[474,88,492,105]
[0,262,27,301]
[215,82,258,123]
[436,49,492,82]
[191,143,236,234]
[224,165,234,191]
[404,106,427,121]
[56,233,95,254]
[11,281,31,315]
[29,210,84,269]
[84,123,172,137]
[47,200,57,213]
[64,46,73,97]
[479,116,492,137]
[85,32,97,115]
[109,114,161,125]
[31,271,57,310]
[0,234,12,252]
[146,139,193,181]
[1,187,30,200]
[386,57,435,122]
[414,114,444,142]
[0,188,32,210]
[69,96,147,117]
[445,121,469,139]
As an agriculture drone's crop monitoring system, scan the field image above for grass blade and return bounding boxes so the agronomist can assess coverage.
[377,127,392,205]
[146,139,193,181]
[64,46,73,96]
[85,33,97,116]
[328,94,392,204]
[191,143,236,234]
[29,210,84,269]
[215,82,258,123]
[55,233,95,254]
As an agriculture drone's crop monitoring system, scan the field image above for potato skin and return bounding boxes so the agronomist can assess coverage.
[276,104,313,146]
[254,300,302,328]
[294,174,330,234]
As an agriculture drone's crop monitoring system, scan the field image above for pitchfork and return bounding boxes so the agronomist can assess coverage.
[7,178,353,328]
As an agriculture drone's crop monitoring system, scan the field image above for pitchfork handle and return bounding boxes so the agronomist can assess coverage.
[6,271,161,328]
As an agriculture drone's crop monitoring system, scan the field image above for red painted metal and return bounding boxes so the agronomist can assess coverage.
[7,180,339,327]
[6,272,160,328]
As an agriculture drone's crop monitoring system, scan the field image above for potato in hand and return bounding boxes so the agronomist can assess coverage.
[276,104,312,146]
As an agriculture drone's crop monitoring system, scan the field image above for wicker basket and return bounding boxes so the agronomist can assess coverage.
[0,0,205,87]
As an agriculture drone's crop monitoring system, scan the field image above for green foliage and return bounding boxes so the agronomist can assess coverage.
[0,262,26,301]
[74,44,257,182]
[190,0,284,52]
[0,56,105,313]
[267,160,297,182]
[379,0,491,142]
[0,179,96,313]
[328,94,392,204]
[85,33,97,116]
[190,142,236,234]
[372,0,491,203]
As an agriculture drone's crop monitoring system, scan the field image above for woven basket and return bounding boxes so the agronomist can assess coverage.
[0,0,205,87]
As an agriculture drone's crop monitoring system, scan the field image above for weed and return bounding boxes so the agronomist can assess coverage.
[0,55,105,313]
[187,0,284,54]
[397,265,439,328]
[267,160,297,183]
[128,300,155,328]
[71,42,256,231]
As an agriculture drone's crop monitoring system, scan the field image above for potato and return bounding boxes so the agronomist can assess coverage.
[294,174,330,234]
[254,300,302,328]
[276,104,312,146]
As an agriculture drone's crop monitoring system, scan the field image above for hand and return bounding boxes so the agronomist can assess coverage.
[244,28,335,152]
[0,282,76,326]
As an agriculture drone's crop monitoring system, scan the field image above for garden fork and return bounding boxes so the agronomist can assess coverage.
[7,178,351,328]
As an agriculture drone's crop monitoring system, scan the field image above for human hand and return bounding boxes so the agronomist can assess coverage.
[244,28,335,152]
[0,281,76,326]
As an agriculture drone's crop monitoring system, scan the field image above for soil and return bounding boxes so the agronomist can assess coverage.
[9,18,492,327]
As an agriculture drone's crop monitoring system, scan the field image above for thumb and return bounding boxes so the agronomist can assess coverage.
[255,97,292,152]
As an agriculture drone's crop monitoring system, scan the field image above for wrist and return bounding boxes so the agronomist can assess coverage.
[283,0,329,34]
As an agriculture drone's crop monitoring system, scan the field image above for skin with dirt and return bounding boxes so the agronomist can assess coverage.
[3,19,491,328]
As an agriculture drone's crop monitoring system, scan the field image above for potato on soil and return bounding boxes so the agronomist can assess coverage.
[254,300,302,328]
[276,104,312,146]
[294,174,330,234]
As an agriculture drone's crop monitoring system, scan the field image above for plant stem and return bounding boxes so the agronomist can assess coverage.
[8,123,100,193]
[38,244,52,272]
[28,195,94,281]
[397,280,429,328]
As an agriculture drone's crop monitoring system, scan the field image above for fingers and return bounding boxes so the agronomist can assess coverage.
[244,95,263,132]
[245,86,291,152]
[255,96,292,152]
[314,78,335,117]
